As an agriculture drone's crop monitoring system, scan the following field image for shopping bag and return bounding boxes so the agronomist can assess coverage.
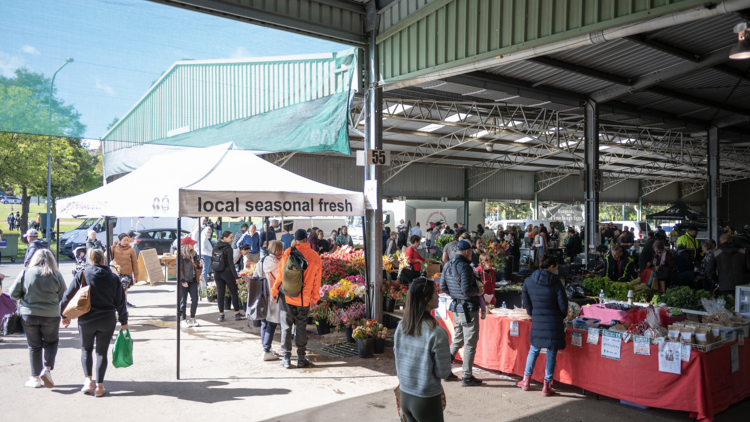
[246,276,268,321]
[112,329,133,368]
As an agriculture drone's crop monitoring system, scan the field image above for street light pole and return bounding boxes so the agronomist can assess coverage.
[46,58,73,244]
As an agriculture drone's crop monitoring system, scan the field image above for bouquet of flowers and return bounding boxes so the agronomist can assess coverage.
[341,303,366,328]
[394,286,409,303]
[322,278,366,302]
[320,255,349,285]
[310,301,332,322]
[382,255,395,273]
[352,319,384,340]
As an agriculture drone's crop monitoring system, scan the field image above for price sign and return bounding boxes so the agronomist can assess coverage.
[601,331,622,361]
[681,343,691,362]
[634,336,651,355]
[510,321,519,337]
[366,149,390,166]
[572,332,582,347]
[587,327,600,345]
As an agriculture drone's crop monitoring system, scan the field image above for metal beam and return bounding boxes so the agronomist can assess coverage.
[151,0,366,46]
[589,46,733,103]
[584,100,600,251]
[707,126,720,242]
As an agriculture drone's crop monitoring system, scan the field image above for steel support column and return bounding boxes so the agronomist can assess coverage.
[364,1,383,322]
[584,101,600,251]
[533,174,539,219]
[463,169,469,225]
[638,181,643,222]
[707,126,720,243]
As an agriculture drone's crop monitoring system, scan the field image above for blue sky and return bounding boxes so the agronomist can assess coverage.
[0,0,346,144]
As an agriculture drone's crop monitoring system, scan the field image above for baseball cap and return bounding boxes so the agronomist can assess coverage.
[181,237,197,246]
[688,224,698,231]
[24,228,39,237]
[456,240,472,251]
[295,229,308,241]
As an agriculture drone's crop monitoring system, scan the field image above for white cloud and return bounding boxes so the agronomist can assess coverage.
[94,78,115,96]
[231,47,254,59]
[0,51,24,77]
[20,45,40,55]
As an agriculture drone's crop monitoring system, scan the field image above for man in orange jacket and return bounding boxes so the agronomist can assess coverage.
[271,229,322,369]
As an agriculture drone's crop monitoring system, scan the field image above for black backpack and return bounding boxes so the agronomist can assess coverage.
[211,244,226,272]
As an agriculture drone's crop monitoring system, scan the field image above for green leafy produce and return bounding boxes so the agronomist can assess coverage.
[650,287,712,311]
[496,283,523,293]
[582,276,654,303]
[436,235,454,250]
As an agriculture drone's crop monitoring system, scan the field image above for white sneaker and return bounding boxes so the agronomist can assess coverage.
[190,318,200,327]
[39,368,54,388]
[81,379,94,394]
[263,351,278,361]
[24,377,42,388]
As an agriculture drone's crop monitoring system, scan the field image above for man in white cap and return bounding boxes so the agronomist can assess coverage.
[23,229,50,267]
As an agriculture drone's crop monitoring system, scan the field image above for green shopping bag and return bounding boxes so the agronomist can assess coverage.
[112,329,133,368]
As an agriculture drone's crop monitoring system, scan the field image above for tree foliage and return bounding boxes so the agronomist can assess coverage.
[0,68,99,238]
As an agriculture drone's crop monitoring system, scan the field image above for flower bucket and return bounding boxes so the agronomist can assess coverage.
[382,298,395,313]
[373,338,385,354]
[252,320,262,328]
[207,295,217,303]
[356,338,374,358]
[315,319,331,335]
[345,327,354,343]
[224,296,233,311]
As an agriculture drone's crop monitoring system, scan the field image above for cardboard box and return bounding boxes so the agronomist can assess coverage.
[426,263,441,279]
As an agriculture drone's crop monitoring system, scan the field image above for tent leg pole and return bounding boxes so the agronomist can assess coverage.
[55,219,60,263]
[177,217,181,380]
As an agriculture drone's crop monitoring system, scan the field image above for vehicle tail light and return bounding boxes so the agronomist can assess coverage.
[133,240,141,244]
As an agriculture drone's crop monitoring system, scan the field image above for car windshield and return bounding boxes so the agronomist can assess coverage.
[75,218,99,230]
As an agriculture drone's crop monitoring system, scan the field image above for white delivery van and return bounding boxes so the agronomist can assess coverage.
[62,217,197,258]
[609,221,652,240]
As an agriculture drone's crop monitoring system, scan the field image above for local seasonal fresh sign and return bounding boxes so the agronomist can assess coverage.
[179,193,364,217]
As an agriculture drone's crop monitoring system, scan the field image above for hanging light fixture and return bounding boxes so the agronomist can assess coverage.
[729,22,750,60]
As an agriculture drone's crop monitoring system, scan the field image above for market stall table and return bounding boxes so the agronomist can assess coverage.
[436,311,750,422]
[580,303,688,325]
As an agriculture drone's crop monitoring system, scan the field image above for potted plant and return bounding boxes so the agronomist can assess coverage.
[352,321,376,358]
[310,302,332,335]
[340,302,365,343]
[373,322,387,354]
[206,284,218,303]
[381,281,397,312]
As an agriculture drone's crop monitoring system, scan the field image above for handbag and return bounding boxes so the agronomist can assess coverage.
[112,329,133,368]
[246,260,268,321]
[1,303,23,336]
[63,270,91,319]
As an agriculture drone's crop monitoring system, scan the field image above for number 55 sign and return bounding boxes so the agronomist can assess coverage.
[367,149,390,166]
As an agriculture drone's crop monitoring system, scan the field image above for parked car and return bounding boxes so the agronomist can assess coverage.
[132,229,190,257]
[1,196,21,204]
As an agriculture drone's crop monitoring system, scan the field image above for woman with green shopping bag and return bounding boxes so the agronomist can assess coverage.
[61,249,128,397]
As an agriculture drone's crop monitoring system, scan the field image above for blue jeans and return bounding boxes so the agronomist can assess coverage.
[260,320,278,352]
[200,254,211,282]
[524,345,557,382]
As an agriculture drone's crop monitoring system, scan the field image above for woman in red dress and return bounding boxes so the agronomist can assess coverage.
[476,253,497,306]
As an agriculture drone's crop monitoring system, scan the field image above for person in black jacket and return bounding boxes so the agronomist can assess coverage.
[639,234,656,273]
[23,229,49,268]
[213,231,243,322]
[84,230,104,252]
[565,229,582,260]
[507,232,520,272]
[517,254,568,396]
[439,240,482,387]
[179,237,203,327]
[604,246,638,282]
[60,249,128,397]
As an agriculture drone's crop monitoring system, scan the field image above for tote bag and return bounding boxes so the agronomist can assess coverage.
[63,270,90,319]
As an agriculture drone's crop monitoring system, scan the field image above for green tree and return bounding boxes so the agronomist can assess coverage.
[0,68,97,239]
[485,202,532,220]
[106,117,119,131]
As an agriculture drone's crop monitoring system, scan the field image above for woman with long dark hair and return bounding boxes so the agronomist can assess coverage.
[516,254,568,396]
[61,249,128,397]
[213,231,243,322]
[393,278,451,422]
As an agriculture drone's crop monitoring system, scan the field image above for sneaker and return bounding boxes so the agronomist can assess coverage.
[24,377,42,388]
[281,359,292,369]
[218,314,225,322]
[297,357,310,368]
[263,351,277,361]
[81,379,94,394]
[445,373,460,381]
[460,376,483,387]
[127,302,136,308]
[190,318,200,327]
[39,368,54,388]
[234,313,244,321]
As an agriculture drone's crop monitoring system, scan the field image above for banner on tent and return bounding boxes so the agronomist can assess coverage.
[179,191,365,217]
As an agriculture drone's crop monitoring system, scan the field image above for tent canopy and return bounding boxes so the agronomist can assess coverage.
[646,201,707,222]
[58,143,365,219]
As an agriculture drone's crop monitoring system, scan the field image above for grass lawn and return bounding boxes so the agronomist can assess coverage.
[1,203,84,261]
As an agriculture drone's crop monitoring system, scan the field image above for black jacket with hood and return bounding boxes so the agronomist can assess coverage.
[24,239,49,267]
[213,241,239,279]
[440,254,480,313]
[708,242,750,293]
[522,269,568,350]
[60,264,128,325]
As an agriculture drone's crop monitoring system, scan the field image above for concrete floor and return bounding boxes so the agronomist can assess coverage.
[1,261,748,421]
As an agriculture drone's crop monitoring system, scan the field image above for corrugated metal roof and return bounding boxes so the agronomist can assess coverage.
[650,13,742,56]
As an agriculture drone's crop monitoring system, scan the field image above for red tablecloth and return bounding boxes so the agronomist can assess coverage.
[436,312,750,422]
[580,304,688,325]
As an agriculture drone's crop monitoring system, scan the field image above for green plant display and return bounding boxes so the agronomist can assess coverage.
[582,277,654,303]
[650,287,713,311]
[436,234,454,250]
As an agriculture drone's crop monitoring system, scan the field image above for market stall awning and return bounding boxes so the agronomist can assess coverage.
[58,143,364,219]
[646,201,707,222]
